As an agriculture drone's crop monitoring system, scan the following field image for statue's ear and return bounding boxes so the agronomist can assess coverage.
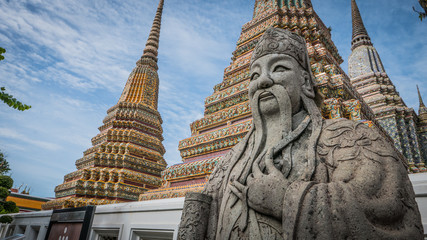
[301,71,315,98]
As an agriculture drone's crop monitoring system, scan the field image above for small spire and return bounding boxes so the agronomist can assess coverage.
[351,0,372,50]
[417,85,427,114]
[139,0,164,64]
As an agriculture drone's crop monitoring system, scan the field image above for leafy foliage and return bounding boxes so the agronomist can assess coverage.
[0,153,18,219]
[0,176,13,189]
[0,187,8,200]
[0,178,18,220]
[0,47,4,61]
[0,47,31,111]
[0,87,32,111]
[0,215,13,223]
[0,151,10,175]
[414,0,427,21]
[3,201,17,213]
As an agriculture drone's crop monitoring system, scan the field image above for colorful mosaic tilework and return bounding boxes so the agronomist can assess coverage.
[44,0,168,210]
[397,116,414,162]
[206,80,250,105]
[214,68,250,93]
[162,156,221,183]
[205,93,249,115]
[191,102,251,134]
[139,183,205,201]
[179,120,252,159]
[347,0,426,172]
[377,118,401,151]
[419,132,427,165]
[41,197,120,210]
[140,0,395,201]
[407,118,422,164]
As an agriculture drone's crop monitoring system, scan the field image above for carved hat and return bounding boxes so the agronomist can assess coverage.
[251,27,309,70]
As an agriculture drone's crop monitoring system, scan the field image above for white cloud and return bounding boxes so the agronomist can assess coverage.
[0,128,62,151]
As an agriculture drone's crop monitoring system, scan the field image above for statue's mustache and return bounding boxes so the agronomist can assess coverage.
[250,84,293,140]
[251,85,290,107]
[258,91,275,101]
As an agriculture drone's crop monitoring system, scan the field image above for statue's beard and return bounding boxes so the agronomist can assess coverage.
[250,84,293,156]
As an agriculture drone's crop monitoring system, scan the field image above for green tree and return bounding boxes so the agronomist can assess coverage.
[414,0,427,21]
[0,47,5,61]
[0,151,10,175]
[0,47,31,111]
[0,151,19,223]
[0,175,19,223]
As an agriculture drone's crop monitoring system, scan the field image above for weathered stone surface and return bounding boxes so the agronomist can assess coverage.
[178,27,424,239]
[178,192,212,240]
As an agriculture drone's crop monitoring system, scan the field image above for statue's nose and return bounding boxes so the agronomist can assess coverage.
[258,75,273,89]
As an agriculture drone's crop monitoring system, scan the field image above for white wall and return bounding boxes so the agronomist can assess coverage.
[410,172,427,235]
[3,198,185,240]
[90,198,184,240]
[0,210,52,240]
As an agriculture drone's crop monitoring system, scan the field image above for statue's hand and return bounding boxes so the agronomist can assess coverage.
[230,148,288,220]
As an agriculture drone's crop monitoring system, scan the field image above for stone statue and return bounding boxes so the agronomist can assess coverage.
[178,27,424,239]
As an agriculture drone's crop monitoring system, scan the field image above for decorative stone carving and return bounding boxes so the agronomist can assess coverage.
[178,192,212,240]
[178,27,423,239]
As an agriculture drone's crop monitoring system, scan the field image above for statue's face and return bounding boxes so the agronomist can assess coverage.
[249,54,304,116]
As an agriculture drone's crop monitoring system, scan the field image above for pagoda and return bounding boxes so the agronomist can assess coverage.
[348,0,426,172]
[43,0,167,210]
[417,86,427,162]
[140,0,394,200]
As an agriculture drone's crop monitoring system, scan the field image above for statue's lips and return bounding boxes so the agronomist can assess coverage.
[259,92,275,101]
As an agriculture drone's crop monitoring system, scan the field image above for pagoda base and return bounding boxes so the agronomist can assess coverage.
[42,196,125,210]
[416,163,427,173]
[139,183,205,201]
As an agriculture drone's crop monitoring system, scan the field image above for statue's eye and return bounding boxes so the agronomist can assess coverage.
[251,73,260,81]
[273,65,289,72]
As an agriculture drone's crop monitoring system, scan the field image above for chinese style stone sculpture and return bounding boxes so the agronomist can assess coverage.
[178,27,424,240]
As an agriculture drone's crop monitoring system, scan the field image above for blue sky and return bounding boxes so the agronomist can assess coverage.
[0,0,425,198]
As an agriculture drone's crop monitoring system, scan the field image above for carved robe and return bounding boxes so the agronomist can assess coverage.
[202,118,423,239]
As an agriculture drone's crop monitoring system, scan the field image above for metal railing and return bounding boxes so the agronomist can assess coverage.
[1,234,25,240]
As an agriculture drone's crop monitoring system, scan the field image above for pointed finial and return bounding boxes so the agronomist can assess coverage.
[417,85,425,106]
[139,0,164,64]
[351,0,372,50]
[22,185,27,194]
[417,85,427,114]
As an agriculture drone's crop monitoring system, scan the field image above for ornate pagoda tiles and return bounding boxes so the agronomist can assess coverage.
[417,86,427,163]
[140,0,397,201]
[43,0,167,210]
[348,0,426,172]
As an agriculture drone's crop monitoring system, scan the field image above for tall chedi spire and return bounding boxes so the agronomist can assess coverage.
[43,0,167,210]
[349,0,384,78]
[418,85,427,114]
[417,85,427,164]
[348,0,426,172]
[141,0,163,63]
[119,0,164,108]
[351,0,372,50]
[140,0,389,201]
